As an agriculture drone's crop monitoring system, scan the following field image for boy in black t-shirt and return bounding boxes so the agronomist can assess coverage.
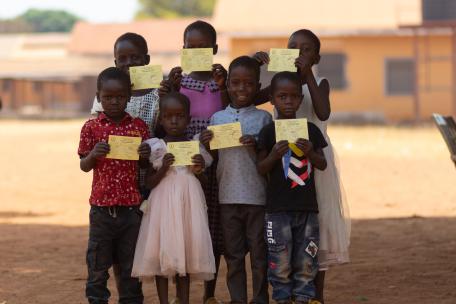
[257,72,327,304]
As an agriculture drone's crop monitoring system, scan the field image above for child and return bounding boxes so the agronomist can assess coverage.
[254,29,351,303]
[91,32,160,134]
[78,67,151,304]
[159,20,228,304]
[257,71,328,304]
[132,92,215,304]
[200,56,271,304]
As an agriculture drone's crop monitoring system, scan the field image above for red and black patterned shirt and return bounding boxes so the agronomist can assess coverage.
[78,113,150,206]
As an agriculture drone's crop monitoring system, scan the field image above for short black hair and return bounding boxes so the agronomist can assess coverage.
[183,20,217,45]
[228,56,260,81]
[271,71,302,95]
[97,67,131,93]
[114,32,148,55]
[159,92,191,116]
[290,29,321,54]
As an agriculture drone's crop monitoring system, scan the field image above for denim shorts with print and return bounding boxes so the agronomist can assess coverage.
[265,211,319,303]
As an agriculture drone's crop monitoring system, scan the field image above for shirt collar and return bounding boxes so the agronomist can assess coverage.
[181,75,220,92]
[98,112,133,124]
[226,104,256,114]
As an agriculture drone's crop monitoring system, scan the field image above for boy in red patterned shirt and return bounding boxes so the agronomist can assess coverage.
[78,67,150,304]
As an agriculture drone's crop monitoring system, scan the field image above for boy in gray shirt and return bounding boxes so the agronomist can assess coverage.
[200,56,271,304]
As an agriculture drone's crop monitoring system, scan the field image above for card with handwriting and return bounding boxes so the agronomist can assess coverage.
[181,48,213,72]
[275,118,308,143]
[268,48,299,72]
[106,135,141,160]
[207,122,243,150]
[129,65,163,90]
[167,141,200,166]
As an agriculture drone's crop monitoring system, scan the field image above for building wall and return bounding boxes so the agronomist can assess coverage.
[0,77,96,114]
[230,34,454,122]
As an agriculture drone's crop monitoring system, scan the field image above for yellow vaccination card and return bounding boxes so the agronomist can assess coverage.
[167,141,200,166]
[106,135,141,160]
[275,118,308,143]
[268,48,299,72]
[129,65,163,90]
[207,122,242,150]
[181,48,213,72]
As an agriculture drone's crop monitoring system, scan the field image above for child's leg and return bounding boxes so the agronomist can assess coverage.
[155,276,168,304]
[291,212,319,303]
[220,204,248,303]
[176,275,190,304]
[245,206,269,304]
[265,212,293,303]
[85,206,115,304]
[203,253,221,302]
[315,270,326,303]
[114,206,144,304]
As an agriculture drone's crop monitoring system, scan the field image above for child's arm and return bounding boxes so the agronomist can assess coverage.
[252,51,272,105]
[199,129,218,160]
[212,64,230,108]
[257,140,289,175]
[137,142,151,169]
[295,55,331,121]
[80,142,110,172]
[145,153,174,189]
[295,138,327,170]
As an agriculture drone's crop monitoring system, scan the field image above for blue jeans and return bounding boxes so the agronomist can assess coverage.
[264,212,319,302]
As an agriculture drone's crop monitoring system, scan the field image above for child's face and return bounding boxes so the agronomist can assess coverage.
[184,29,218,54]
[159,99,190,137]
[227,66,260,109]
[97,79,130,120]
[271,79,303,119]
[114,40,150,74]
[287,33,320,65]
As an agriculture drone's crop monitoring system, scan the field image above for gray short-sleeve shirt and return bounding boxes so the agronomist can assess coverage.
[210,105,272,206]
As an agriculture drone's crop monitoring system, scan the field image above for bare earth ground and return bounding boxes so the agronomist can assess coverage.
[1,119,455,304]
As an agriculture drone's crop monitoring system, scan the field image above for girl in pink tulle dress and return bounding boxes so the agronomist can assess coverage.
[132,92,215,304]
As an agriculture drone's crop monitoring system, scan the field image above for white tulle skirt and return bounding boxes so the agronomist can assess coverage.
[132,167,215,281]
[316,136,351,269]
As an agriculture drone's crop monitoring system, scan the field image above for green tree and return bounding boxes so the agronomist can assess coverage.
[18,9,80,32]
[137,0,216,18]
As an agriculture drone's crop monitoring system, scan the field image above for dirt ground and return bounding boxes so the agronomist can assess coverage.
[1,119,455,304]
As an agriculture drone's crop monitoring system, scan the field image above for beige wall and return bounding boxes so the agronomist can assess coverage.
[230,34,455,122]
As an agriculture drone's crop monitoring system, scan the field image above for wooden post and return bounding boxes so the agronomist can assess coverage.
[413,29,421,122]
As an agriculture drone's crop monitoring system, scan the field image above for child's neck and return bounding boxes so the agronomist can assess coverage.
[163,134,188,142]
[105,112,127,124]
[276,113,296,119]
[230,102,253,109]
[132,88,153,97]
[189,71,212,81]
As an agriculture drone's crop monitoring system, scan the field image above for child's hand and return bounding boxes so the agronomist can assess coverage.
[253,51,270,66]
[240,135,256,147]
[191,154,205,174]
[161,153,175,170]
[295,138,313,157]
[200,130,214,149]
[90,142,110,159]
[168,66,183,91]
[138,142,151,160]
[295,54,314,79]
[212,64,227,90]
[270,140,289,160]
[158,80,173,98]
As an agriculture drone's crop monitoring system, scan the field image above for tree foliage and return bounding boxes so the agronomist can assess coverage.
[18,9,80,32]
[137,0,216,18]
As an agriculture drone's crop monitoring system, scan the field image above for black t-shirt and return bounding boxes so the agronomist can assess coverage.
[257,121,328,213]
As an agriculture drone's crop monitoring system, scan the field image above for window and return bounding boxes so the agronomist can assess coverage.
[2,79,12,92]
[33,82,43,93]
[318,53,347,90]
[385,59,415,96]
[422,0,456,21]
